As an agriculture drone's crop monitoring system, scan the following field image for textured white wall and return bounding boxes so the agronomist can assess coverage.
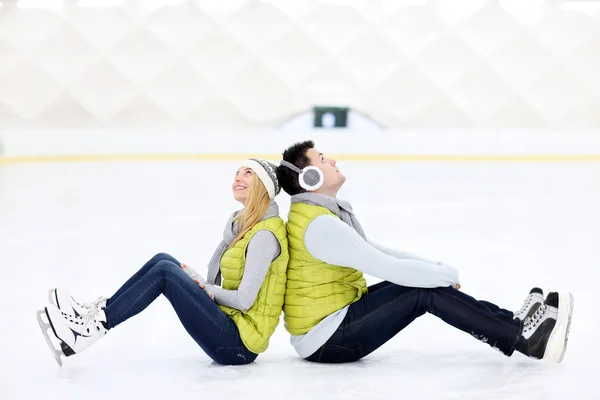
[1,0,600,130]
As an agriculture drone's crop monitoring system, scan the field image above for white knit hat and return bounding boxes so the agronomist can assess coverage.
[239,158,281,200]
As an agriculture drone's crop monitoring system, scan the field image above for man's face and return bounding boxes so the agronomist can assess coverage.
[305,147,346,193]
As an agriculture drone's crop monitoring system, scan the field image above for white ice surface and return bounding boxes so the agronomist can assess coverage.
[1,160,599,399]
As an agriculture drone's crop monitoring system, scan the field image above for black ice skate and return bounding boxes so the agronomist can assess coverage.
[513,287,544,321]
[516,291,574,363]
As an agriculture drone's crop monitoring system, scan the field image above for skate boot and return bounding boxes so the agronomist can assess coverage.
[37,304,108,366]
[514,287,544,321]
[515,291,574,363]
[48,288,107,317]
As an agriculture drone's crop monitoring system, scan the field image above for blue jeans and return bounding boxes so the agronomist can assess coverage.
[305,281,523,363]
[103,253,257,365]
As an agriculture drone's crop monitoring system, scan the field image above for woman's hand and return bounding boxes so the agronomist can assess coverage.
[181,263,215,300]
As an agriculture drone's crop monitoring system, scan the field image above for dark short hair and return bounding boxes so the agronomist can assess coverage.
[276,140,315,196]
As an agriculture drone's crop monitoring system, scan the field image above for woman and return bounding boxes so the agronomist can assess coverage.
[37,159,288,367]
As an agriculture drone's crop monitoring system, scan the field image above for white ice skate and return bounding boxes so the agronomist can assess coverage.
[37,304,107,367]
[48,288,107,317]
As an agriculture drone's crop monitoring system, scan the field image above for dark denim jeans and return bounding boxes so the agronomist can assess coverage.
[305,281,523,363]
[103,253,257,365]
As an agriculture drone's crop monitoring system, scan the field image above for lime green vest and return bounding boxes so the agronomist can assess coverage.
[218,217,288,354]
[284,203,368,335]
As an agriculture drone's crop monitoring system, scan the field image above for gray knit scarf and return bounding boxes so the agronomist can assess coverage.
[206,201,280,285]
[291,193,367,240]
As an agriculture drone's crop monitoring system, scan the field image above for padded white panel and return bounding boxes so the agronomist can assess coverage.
[0,0,599,129]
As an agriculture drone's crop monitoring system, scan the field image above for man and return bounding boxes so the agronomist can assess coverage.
[276,140,573,364]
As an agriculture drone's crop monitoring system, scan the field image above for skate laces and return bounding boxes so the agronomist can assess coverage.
[515,295,535,319]
[81,296,107,310]
[82,308,97,323]
[80,307,105,329]
[523,304,547,333]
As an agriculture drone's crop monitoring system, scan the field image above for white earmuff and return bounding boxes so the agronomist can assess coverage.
[298,166,324,191]
[280,160,324,192]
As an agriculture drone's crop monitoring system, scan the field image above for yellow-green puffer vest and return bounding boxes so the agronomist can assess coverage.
[218,217,288,353]
[283,203,368,335]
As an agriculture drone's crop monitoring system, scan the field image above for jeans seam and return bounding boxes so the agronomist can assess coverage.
[215,346,257,365]
[113,275,164,326]
[436,288,521,332]
[112,272,236,335]
[346,288,420,329]
[317,341,363,363]
[166,275,237,334]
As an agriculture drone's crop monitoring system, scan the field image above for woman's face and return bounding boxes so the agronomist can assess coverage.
[232,167,254,204]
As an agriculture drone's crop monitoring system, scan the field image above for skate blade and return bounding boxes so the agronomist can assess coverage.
[543,292,574,363]
[48,289,57,308]
[37,309,63,366]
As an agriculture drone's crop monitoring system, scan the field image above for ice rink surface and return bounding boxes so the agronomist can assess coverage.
[1,160,598,399]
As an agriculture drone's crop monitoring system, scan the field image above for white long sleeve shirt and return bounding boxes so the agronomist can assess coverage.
[290,214,459,358]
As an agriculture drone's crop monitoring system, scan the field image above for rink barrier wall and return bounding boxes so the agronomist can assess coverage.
[1,130,600,164]
[1,154,600,164]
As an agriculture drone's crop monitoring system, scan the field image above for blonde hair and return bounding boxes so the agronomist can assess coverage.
[230,171,270,248]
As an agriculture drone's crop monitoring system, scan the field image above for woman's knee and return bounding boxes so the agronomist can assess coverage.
[150,252,180,266]
[152,259,185,279]
[149,260,190,295]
